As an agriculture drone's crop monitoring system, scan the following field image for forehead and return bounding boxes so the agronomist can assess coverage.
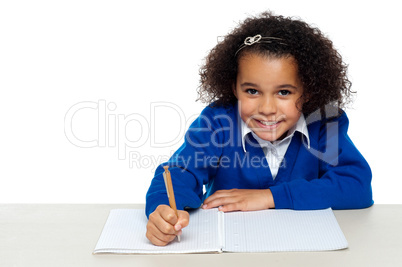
[237,53,300,83]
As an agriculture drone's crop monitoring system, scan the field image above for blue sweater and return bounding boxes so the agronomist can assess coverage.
[145,104,373,217]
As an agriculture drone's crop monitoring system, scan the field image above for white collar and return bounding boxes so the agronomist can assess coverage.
[241,113,310,152]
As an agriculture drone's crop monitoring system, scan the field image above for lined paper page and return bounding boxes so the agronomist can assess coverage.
[94,208,220,254]
[224,208,348,252]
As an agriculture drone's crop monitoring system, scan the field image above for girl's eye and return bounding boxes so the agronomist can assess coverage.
[278,90,290,96]
[246,89,258,95]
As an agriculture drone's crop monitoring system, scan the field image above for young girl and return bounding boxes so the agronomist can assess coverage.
[145,12,373,246]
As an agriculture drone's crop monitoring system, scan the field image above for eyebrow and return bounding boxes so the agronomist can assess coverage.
[240,82,258,87]
[278,84,299,90]
[240,82,299,90]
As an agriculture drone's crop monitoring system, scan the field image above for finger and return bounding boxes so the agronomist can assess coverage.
[204,190,235,201]
[148,235,171,247]
[203,190,236,208]
[159,206,179,226]
[204,195,240,209]
[175,210,190,230]
[218,202,244,212]
[146,222,177,246]
[149,209,177,235]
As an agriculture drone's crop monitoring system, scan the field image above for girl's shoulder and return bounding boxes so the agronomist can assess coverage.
[191,102,239,131]
[305,107,348,128]
[200,102,237,118]
[305,108,351,145]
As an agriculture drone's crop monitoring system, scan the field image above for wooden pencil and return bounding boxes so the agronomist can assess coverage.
[163,166,180,242]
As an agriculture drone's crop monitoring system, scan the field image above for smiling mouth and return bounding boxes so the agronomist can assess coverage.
[256,120,280,126]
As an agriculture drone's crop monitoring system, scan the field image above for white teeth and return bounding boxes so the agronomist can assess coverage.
[259,120,278,126]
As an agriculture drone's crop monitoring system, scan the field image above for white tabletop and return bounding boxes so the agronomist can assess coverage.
[1,204,401,267]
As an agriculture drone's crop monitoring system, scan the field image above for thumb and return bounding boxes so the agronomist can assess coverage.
[175,210,189,229]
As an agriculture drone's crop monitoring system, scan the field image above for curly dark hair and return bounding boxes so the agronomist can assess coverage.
[197,12,353,115]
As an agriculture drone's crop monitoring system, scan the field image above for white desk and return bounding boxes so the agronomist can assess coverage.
[1,204,401,267]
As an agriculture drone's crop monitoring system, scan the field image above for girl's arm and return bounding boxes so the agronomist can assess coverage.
[145,106,227,217]
[202,188,275,211]
[203,111,373,211]
[270,111,373,210]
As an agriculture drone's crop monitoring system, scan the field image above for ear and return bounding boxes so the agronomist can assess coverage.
[232,83,238,99]
[302,92,310,104]
[297,92,309,111]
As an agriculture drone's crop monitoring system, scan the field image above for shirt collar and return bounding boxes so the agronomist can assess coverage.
[241,113,310,152]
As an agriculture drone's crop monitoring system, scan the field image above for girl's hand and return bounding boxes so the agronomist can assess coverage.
[202,189,275,212]
[146,205,189,246]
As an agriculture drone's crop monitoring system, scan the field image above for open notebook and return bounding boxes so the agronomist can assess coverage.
[93,208,348,254]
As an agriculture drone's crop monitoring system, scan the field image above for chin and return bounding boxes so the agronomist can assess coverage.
[255,133,280,142]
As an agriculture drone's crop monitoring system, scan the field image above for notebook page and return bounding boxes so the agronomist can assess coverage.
[93,208,221,254]
[223,208,348,252]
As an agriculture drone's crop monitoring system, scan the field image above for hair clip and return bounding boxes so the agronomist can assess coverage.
[235,34,286,56]
[244,34,263,45]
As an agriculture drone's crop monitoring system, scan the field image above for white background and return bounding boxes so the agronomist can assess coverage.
[1,0,401,204]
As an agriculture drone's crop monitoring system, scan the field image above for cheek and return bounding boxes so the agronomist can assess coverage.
[238,98,255,117]
[278,100,300,117]
[286,102,301,119]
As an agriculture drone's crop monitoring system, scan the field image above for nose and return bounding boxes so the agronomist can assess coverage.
[258,96,277,115]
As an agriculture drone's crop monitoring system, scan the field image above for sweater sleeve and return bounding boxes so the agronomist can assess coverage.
[270,112,373,210]
[145,106,227,217]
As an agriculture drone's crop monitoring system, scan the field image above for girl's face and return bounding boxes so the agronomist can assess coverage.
[234,53,303,142]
